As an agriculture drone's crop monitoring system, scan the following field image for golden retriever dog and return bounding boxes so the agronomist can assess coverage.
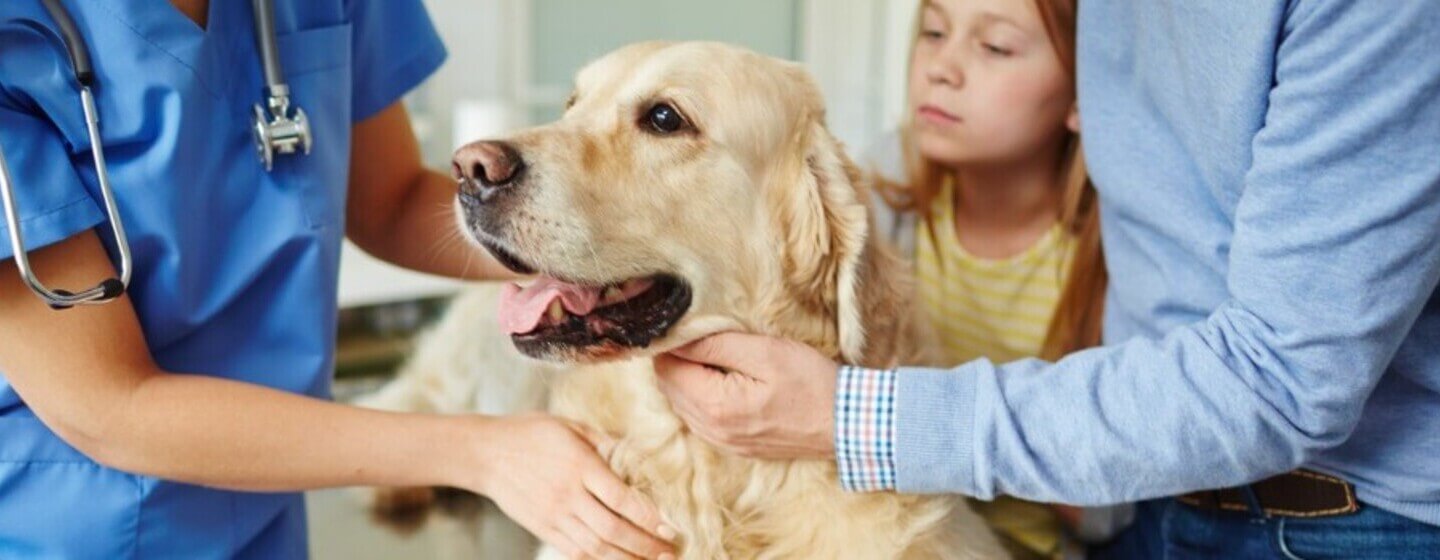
[358,41,1005,559]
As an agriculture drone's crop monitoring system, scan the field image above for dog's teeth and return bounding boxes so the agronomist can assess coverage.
[602,287,622,304]
[547,300,565,323]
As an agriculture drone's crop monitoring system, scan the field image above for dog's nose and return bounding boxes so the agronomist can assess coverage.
[452,141,526,192]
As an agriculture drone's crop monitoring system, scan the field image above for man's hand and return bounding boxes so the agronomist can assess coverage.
[653,333,839,460]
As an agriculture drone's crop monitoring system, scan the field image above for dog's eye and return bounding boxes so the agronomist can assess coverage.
[645,103,687,134]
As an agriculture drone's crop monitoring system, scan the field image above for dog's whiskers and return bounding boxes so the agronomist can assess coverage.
[426,203,481,278]
[581,226,606,283]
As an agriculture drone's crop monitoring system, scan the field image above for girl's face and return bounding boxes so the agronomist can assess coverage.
[909,0,1076,167]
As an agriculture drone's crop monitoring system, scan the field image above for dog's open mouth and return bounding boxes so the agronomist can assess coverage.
[497,273,692,359]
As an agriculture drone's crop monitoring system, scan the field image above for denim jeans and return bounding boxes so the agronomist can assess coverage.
[1090,493,1440,559]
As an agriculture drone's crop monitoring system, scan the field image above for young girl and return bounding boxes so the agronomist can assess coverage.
[867,0,1108,557]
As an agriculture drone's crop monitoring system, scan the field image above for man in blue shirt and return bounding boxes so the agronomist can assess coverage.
[654,1,1440,556]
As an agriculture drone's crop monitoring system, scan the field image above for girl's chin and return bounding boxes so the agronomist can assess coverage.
[915,134,981,165]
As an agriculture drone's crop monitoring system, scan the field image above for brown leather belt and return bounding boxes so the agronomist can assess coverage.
[1177,469,1359,518]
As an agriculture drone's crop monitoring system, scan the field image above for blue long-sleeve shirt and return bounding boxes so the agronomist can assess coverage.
[835,0,1440,527]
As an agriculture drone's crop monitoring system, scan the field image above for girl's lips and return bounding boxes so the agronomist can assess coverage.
[918,104,962,125]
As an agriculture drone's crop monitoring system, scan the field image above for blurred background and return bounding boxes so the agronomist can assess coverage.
[314,0,921,557]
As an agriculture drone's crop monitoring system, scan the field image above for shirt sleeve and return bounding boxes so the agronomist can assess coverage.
[0,22,104,263]
[888,0,1440,504]
[346,0,448,122]
[835,365,899,492]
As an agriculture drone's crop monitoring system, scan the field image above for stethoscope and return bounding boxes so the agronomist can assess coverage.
[0,0,312,310]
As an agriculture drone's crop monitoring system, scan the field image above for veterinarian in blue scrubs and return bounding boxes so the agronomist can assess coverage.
[0,2,674,559]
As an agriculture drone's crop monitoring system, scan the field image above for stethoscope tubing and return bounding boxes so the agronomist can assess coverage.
[0,0,131,308]
[1,0,302,309]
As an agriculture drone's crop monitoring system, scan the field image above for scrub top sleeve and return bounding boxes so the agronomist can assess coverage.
[347,0,448,122]
[0,104,105,262]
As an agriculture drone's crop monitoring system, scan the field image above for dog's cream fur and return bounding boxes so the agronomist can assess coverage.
[359,42,1005,559]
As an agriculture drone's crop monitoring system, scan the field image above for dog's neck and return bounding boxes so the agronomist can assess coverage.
[850,235,932,368]
[745,127,931,370]
[757,217,930,370]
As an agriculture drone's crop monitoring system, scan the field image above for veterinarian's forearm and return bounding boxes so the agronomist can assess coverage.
[93,373,477,492]
[357,169,520,281]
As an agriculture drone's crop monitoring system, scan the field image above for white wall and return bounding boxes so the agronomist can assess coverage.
[798,0,919,153]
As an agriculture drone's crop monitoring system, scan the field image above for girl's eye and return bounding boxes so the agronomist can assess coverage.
[982,42,1013,56]
[921,29,945,41]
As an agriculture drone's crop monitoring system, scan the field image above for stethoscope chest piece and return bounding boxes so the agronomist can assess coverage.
[250,0,311,172]
[253,88,312,171]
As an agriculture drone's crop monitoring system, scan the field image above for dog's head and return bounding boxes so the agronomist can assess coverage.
[454,42,873,364]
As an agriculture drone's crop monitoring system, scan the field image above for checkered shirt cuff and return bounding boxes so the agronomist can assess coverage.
[835,365,898,492]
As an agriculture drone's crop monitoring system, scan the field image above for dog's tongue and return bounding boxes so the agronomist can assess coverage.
[498,278,602,335]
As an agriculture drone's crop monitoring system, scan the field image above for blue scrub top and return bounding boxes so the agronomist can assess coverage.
[0,1,445,557]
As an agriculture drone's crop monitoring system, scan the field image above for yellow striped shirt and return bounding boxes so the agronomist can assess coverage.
[915,187,1075,366]
[914,185,1076,559]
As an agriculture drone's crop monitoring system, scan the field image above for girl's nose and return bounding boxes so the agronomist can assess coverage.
[925,46,965,89]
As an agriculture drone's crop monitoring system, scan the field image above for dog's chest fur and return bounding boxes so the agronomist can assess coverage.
[544,249,1005,559]
[547,362,987,560]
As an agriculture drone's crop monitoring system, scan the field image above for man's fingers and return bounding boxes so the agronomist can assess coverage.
[576,495,674,560]
[654,354,722,397]
[651,353,688,382]
[666,332,759,370]
[654,357,734,430]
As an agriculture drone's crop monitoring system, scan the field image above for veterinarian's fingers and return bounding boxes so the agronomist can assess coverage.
[581,465,676,546]
[567,420,618,460]
[541,527,588,560]
[577,497,674,560]
[561,515,645,560]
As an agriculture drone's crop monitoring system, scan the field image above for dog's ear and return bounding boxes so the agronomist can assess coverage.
[775,118,870,363]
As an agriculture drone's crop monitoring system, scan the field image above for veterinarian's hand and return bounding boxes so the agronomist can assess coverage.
[467,414,677,560]
[654,333,838,460]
